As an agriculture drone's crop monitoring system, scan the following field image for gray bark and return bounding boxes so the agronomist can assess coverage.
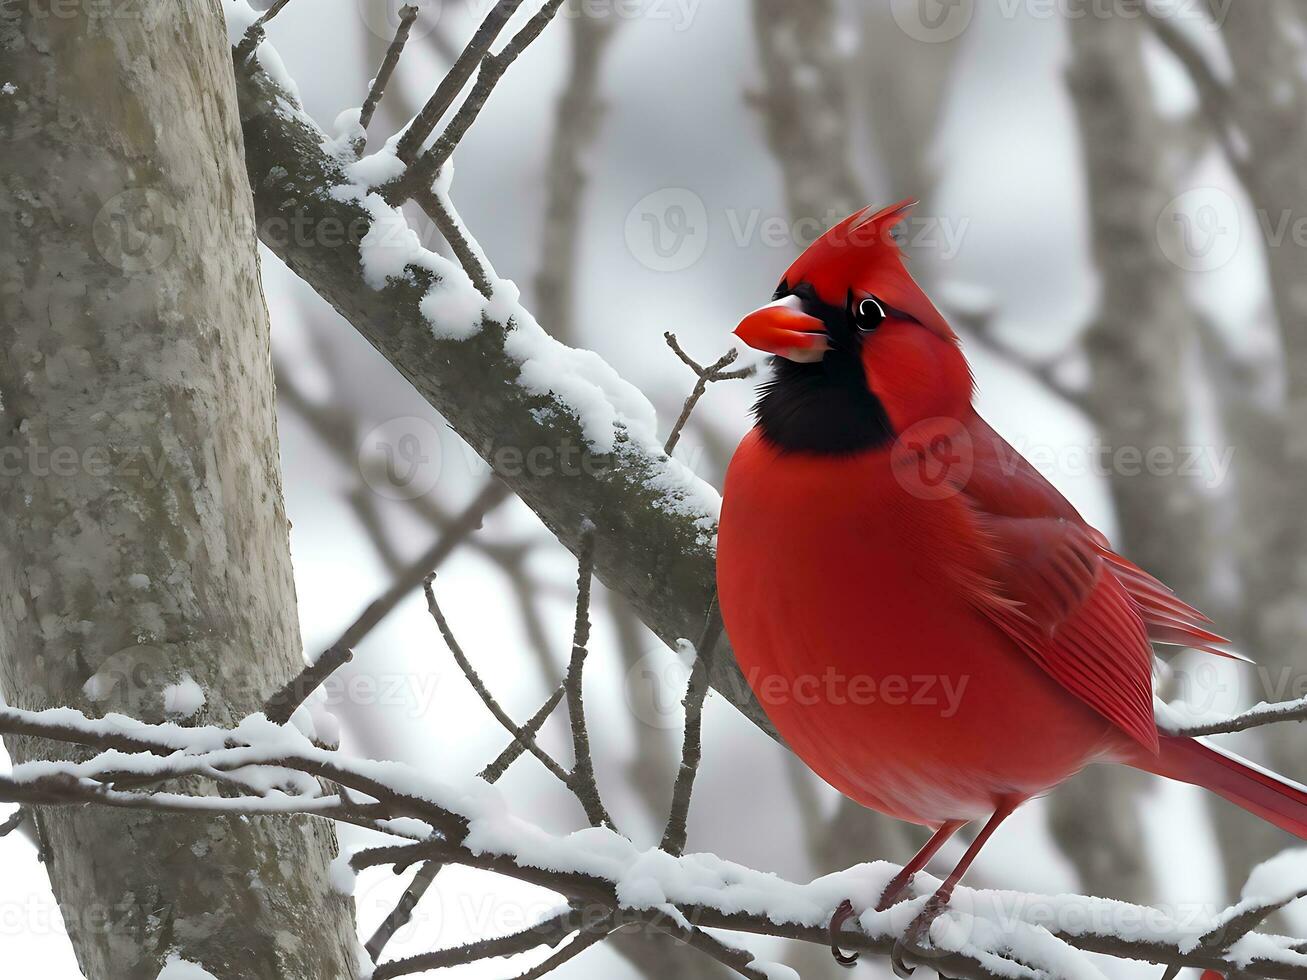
[0,4,358,978]
[1063,5,1215,902]
[1201,0,1307,889]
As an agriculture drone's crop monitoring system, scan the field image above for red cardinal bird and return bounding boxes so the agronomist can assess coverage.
[716,200,1307,967]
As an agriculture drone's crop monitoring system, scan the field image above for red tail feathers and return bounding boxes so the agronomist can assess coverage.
[1142,736,1307,840]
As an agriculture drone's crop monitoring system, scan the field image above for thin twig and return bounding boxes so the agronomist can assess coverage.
[659,594,723,855]
[1143,10,1251,182]
[1164,696,1307,736]
[563,523,614,829]
[356,4,420,155]
[951,307,1092,414]
[234,0,295,61]
[1201,888,1307,953]
[413,183,492,297]
[663,333,754,454]
[365,860,442,962]
[654,918,772,980]
[506,916,614,979]
[389,0,567,203]
[263,645,354,726]
[368,680,571,965]
[423,575,572,785]
[479,682,566,781]
[372,907,585,980]
[0,808,25,837]
[395,0,528,161]
[263,479,509,725]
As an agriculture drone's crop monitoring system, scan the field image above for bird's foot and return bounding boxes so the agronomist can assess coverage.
[829,898,860,967]
[890,890,951,978]
[876,870,916,911]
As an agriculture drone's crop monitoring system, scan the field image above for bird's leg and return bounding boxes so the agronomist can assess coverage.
[892,802,1018,978]
[828,819,967,966]
[876,819,967,911]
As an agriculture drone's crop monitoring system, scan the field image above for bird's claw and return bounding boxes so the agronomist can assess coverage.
[876,871,915,911]
[829,898,860,967]
[890,935,919,978]
[891,891,951,977]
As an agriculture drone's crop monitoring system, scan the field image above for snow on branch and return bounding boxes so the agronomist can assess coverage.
[6,629,1307,979]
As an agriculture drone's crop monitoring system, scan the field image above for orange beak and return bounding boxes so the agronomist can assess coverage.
[733,296,829,363]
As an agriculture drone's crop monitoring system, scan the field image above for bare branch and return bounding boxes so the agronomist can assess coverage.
[0,808,25,838]
[660,594,723,855]
[480,681,566,781]
[395,0,527,161]
[654,919,772,980]
[356,4,420,153]
[412,183,492,297]
[371,907,585,980]
[423,574,572,785]
[390,0,568,202]
[663,333,755,455]
[264,479,509,725]
[1163,696,1307,737]
[952,306,1091,414]
[505,916,614,979]
[563,524,614,830]
[262,644,354,727]
[1144,10,1251,182]
[365,861,442,963]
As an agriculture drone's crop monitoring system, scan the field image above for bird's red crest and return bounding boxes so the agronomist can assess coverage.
[782,199,956,342]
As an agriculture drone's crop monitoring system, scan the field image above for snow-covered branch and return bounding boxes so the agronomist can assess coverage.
[6,678,1307,980]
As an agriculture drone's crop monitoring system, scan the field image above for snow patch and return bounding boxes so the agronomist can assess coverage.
[156,954,219,980]
[163,676,206,719]
[223,1,302,104]
[329,851,357,896]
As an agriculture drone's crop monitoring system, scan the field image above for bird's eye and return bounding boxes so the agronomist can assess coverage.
[854,296,886,333]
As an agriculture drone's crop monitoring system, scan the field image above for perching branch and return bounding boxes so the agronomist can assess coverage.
[5,695,1307,979]
[1163,695,1307,737]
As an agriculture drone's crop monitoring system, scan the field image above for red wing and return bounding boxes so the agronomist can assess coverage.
[966,419,1232,657]
[957,420,1161,751]
[963,510,1160,752]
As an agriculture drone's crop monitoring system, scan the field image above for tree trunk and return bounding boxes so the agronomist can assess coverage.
[1203,0,1307,891]
[0,3,358,978]
[1060,4,1216,903]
